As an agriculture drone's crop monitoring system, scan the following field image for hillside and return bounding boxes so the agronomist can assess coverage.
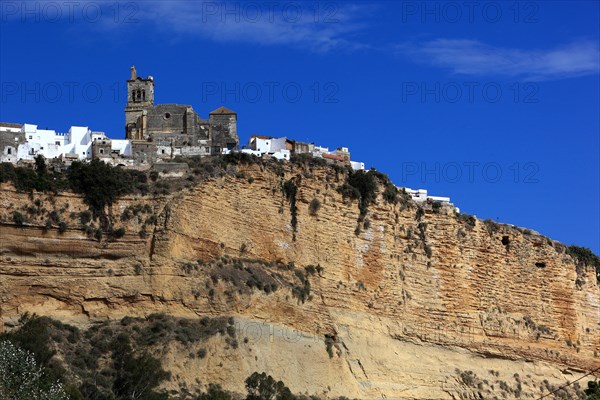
[0,156,598,399]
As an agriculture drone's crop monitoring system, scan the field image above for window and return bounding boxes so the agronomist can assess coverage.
[55,141,60,145]
[7,148,11,155]
[164,112,171,119]
[161,149,165,154]
[99,149,104,154]
[28,135,32,139]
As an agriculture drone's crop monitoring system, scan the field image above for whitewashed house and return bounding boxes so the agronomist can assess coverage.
[247,135,290,160]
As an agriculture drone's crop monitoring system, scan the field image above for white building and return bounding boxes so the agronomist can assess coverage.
[312,145,329,156]
[0,123,23,163]
[247,135,290,160]
[111,139,132,157]
[350,161,365,170]
[402,186,458,211]
[0,123,131,164]
[404,188,429,202]
[0,122,23,133]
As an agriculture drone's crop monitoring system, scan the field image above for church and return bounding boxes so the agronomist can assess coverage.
[124,66,239,162]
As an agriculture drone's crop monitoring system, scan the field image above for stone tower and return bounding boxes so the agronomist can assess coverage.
[209,106,239,153]
[125,66,154,139]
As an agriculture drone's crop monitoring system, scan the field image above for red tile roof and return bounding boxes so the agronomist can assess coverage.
[210,106,237,115]
[322,153,345,162]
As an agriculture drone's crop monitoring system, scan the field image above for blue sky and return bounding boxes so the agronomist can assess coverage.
[1,1,599,253]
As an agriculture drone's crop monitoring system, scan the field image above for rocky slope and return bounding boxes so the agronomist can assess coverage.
[0,161,598,399]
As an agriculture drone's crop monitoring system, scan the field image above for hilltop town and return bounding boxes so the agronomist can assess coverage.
[0,68,599,400]
[0,67,455,207]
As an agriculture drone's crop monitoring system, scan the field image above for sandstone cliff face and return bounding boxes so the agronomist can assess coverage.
[0,163,598,399]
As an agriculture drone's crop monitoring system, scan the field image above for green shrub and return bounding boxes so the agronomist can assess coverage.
[0,340,68,400]
[58,222,68,234]
[78,211,92,225]
[567,245,600,267]
[382,182,398,203]
[309,198,321,216]
[305,265,317,275]
[282,178,298,241]
[585,380,600,399]
[424,244,432,258]
[48,210,61,224]
[12,211,24,226]
[567,245,600,282]
[199,384,233,400]
[197,348,207,359]
[112,227,126,239]
[245,372,294,400]
[456,212,476,229]
[415,207,424,220]
[483,219,500,236]
[68,159,147,223]
[1,157,68,193]
[111,335,170,400]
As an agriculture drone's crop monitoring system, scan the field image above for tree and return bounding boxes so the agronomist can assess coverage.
[245,372,295,400]
[586,380,600,400]
[111,335,170,400]
[198,384,233,400]
[0,340,68,400]
[34,155,47,176]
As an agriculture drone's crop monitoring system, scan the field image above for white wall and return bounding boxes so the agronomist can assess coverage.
[0,125,22,133]
[241,149,263,157]
[272,149,290,160]
[350,161,365,171]
[270,137,287,153]
[112,140,131,156]
[254,138,272,153]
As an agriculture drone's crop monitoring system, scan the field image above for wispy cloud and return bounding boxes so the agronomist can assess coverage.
[397,39,600,80]
[118,1,371,53]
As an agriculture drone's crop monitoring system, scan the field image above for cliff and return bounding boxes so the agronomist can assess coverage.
[0,160,598,399]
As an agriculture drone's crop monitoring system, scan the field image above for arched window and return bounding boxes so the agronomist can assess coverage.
[142,90,146,101]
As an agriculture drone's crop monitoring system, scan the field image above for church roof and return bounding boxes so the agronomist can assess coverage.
[210,106,236,115]
[0,122,23,128]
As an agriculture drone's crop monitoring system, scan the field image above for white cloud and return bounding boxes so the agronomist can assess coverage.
[397,39,600,80]
[124,1,370,53]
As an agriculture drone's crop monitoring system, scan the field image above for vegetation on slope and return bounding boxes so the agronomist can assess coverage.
[567,245,600,282]
[0,314,355,400]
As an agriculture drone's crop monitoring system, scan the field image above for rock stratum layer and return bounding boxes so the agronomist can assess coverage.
[0,163,598,399]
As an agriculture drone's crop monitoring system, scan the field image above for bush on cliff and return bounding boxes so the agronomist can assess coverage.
[245,372,295,400]
[585,380,600,400]
[68,159,148,220]
[0,157,68,193]
[0,340,68,400]
[567,245,600,282]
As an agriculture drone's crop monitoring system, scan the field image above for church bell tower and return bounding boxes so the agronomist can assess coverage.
[125,66,154,139]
